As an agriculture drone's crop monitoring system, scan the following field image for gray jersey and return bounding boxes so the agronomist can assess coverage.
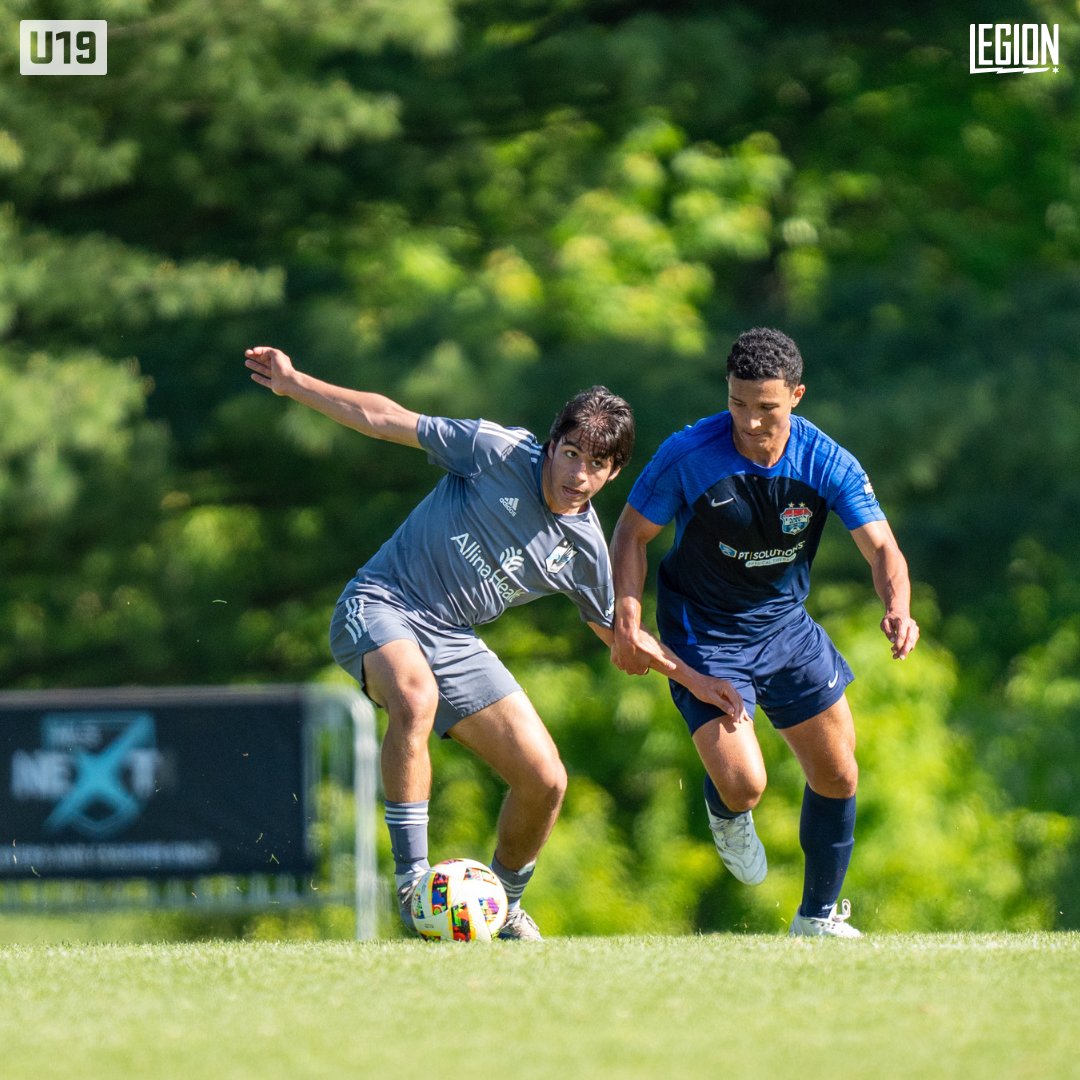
[354,416,615,630]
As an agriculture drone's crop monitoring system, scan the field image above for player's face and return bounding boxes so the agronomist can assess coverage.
[543,430,620,515]
[727,376,806,465]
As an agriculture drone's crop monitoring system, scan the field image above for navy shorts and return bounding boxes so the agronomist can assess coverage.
[329,578,522,738]
[666,610,853,733]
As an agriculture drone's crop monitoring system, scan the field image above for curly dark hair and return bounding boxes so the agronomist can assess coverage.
[727,327,804,387]
[547,385,635,470]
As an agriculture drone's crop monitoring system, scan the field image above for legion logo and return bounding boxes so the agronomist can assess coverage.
[969,23,1059,74]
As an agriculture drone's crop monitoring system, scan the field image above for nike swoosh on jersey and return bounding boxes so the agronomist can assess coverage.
[710,497,735,507]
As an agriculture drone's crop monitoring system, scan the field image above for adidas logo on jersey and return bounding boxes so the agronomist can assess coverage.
[500,497,519,517]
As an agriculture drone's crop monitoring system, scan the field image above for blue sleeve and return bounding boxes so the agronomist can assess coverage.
[828,458,886,531]
[627,431,689,527]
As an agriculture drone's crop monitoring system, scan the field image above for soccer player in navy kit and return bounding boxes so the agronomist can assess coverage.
[245,345,743,939]
[610,327,919,937]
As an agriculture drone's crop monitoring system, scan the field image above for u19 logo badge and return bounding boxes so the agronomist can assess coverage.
[20,20,108,76]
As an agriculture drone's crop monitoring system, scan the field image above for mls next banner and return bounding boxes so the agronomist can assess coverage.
[0,690,312,879]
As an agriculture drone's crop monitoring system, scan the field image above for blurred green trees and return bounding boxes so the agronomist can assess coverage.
[3,0,1080,931]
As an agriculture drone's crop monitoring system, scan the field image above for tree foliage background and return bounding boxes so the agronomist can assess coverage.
[2,0,1080,933]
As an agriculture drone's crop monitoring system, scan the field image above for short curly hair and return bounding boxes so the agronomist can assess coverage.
[547,385,635,470]
[727,327,804,387]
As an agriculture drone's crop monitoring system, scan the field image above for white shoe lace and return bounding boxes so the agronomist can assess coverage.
[716,813,755,853]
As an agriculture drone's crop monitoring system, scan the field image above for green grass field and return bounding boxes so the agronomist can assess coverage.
[1,933,1077,1079]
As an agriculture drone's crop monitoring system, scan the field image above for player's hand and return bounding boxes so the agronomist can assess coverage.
[882,612,919,660]
[631,629,678,675]
[610,627,676,677]
[691,675,745,720]
[610,628,649,675]
[245,346,296,396]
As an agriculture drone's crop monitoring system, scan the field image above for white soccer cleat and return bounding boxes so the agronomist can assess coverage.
[789,898,863,938]
[497,907,543,941]
[706,805,768,885]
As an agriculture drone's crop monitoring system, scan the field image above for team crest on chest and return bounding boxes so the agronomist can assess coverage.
[780,503,813,535]
[545,538,578,573]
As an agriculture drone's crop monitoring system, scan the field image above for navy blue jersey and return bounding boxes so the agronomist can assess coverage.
[628,413,884,644]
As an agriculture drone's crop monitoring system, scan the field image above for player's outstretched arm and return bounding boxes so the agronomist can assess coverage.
[609,504,666,676]
[244,346,422,447]
[588,622,743,720]
[851,519,920,659]
[591,622,743,721]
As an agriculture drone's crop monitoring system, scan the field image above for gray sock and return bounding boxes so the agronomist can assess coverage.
[491,854,536,911]
[385,799,430,890]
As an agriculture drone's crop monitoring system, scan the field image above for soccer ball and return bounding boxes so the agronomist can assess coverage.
[410,858,508,942]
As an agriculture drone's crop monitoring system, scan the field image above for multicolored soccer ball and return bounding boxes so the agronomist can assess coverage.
[410,858,508,942]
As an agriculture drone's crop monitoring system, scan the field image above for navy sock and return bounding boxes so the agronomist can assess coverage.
[704,774,740,820]
[384,800,430,886]
[799,785,856,919]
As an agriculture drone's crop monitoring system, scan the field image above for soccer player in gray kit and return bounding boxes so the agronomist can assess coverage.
[245,345,743,939]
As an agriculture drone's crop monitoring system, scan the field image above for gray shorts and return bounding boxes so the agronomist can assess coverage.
[329,578,522,737]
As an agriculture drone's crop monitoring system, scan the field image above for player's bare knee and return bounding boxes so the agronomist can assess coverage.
[834,765,858,800]
[810,762,857,800]
[552,759,569,802]
[723,780,765,814]
[543,758,569,805]
[523,756,567,811]
[385,685,438,742]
